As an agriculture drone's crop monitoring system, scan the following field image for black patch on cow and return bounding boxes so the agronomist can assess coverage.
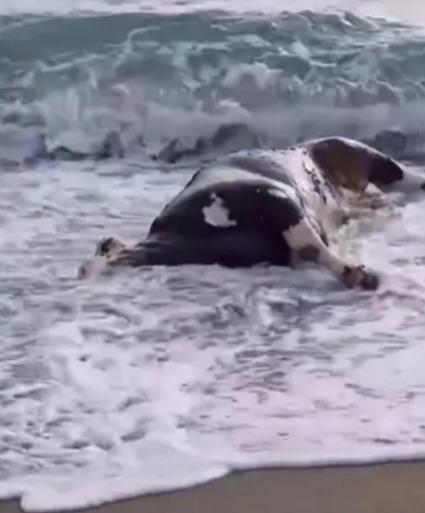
[368,155,404,185]
[297,245,320,262]
[142,179,306,268]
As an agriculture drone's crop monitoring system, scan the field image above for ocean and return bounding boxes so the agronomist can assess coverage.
[2,0,425,511]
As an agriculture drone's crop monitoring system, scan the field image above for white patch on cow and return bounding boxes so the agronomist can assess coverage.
[194,165,266,190]
[202,193,237,228]
[267,183,298,203]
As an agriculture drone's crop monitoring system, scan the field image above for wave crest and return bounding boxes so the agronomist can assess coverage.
[1,11,425,158]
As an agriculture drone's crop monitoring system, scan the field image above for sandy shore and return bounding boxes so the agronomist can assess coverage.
[2,461,425,513]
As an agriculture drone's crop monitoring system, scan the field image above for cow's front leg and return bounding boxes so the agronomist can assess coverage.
[282,217,379,290]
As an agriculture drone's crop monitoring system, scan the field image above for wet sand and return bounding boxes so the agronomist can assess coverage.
[2,461,425,513]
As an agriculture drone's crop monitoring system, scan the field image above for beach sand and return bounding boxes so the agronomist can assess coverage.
[2,461,425,513]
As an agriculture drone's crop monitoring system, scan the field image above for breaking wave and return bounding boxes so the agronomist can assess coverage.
[2,10,425,159]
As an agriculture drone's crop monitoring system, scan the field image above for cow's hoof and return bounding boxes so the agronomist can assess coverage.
[343,265,379,291]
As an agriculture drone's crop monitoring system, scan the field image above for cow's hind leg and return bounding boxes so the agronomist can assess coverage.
[282,217,379,290]
[78,237,129,280]
[266,188,379,290]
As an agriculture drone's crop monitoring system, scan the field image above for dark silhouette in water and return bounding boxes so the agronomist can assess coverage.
[25,131,125,165]
[152,123,263,163]
[13,123,425,169]
[21,123,262,166]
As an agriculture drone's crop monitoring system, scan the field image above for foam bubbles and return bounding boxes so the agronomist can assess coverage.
[1,159,425,511]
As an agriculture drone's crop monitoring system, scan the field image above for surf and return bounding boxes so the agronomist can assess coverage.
[2,3,425,512]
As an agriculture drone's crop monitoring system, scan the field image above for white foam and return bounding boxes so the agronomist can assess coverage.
[17,437,228,512]
[3,0,425,27]
[2,159,425,512]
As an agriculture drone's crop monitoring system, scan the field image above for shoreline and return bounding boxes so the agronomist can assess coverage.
[3,460,425,513]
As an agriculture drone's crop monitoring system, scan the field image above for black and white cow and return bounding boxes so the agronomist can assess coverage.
[79,137,425,290]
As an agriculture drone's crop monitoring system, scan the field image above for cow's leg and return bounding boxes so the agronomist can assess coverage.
[333,185,395,224]
[78,237,129,280]
[342,184,387,209]
[282,217,379,290]
[266,188,379,290]
[94,237,127,258]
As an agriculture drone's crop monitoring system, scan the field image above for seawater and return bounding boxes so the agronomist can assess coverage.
[2,1,425,511]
